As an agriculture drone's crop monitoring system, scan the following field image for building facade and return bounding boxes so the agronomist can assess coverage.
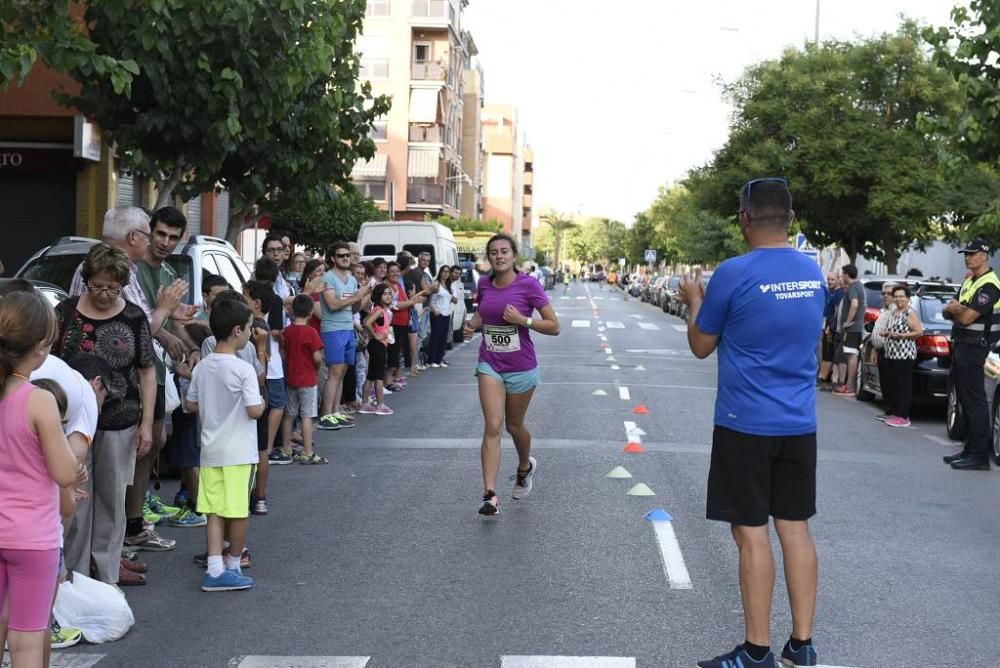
[0,64,226,273]
[460,65,485,220]
[353,0,474,221]
[481,105,525,245]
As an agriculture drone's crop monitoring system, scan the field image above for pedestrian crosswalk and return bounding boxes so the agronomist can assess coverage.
[230,657,371,667]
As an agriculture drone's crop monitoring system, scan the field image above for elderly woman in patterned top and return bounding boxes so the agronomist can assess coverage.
[54,242,156,586]
[877,284,924,428]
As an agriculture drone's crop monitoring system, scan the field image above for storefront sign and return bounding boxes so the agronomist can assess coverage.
[0,146,79,173]
[73,116,102,161]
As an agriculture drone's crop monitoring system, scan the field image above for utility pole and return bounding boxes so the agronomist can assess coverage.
[814,0,821,45]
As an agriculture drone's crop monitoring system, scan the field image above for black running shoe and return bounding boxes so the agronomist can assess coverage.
[478,490,499,516]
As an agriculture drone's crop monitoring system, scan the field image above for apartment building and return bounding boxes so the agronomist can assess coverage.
[481,105,525,246]
[459,65,484,219]
[353,0,474,220]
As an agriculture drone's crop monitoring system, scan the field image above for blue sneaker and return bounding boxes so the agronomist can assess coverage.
[169,507,207,528]
[697,645,776,668]
[201,569,254,592]
[780,640,817,667]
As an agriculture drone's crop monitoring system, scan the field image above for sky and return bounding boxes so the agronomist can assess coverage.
[462,0,960,226]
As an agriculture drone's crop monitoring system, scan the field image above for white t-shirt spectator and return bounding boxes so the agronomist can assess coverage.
[186,353,262,468]
[432,284,453,317]
[31,355,98,443]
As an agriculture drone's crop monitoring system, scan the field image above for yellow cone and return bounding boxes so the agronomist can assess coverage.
[606,466,633,479]
[627,483,655,496]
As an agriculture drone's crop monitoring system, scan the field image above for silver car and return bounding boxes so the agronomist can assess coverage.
[17,234,252,307]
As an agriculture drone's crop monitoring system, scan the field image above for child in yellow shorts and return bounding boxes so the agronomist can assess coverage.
[185,299,265,592]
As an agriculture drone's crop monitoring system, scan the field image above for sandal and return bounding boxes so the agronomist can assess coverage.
[299,453,329,465]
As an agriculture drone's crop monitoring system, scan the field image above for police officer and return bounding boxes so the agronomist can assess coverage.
[943,237,1000,470]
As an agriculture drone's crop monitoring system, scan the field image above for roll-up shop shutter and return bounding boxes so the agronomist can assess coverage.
[214,190,230,240]
[116,173,135,206]
[185,195,202,237]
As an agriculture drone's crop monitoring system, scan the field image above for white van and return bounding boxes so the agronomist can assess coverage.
[356,221,459,272]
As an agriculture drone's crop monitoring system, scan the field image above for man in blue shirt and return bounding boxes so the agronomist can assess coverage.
[680,178,826,668]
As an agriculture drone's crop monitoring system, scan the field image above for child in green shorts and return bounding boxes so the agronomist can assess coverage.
[185,299,265,592]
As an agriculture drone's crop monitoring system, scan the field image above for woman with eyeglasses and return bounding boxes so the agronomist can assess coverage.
[53,242,157,586]
[878,285,923,428]
[869,284,898,420]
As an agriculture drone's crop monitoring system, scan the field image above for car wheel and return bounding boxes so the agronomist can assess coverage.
[855,352,875,401]
[946,381,966,442]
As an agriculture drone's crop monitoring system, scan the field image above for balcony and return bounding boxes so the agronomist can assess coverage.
[407,183,444,206]
[409,124,443,143]
[411,0,456,30]
[411,62,447,81]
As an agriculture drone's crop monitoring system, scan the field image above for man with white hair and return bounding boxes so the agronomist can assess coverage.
[70,206,188,337]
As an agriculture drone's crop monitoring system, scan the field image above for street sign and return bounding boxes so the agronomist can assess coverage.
[618,258,626,266]
[644,249,657,263]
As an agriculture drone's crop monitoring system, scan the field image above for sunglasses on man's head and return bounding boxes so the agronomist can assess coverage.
[740,177,788,214]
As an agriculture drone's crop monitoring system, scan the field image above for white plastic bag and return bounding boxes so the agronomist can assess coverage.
[153,340,181,413]
[53,572,135,643]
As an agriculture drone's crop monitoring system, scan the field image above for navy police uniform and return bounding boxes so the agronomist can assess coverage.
[950,238,1000,466]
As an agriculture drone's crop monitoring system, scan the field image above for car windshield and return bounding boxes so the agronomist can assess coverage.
[19,254,84,292]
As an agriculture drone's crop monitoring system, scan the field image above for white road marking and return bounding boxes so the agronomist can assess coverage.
[629,314,644,319]
[501,657,635,668]
[610,365,620,370]
[609,297,620,301]
[671,324,687,332]
[560,296,570,299]
[638,322,660,330]
[576,296,587,300]
[624,420,644,442]
[606,321,625,329]
[923,434,960,448]
[593,296,605,301]
[230,658,371,668]
[571,320,591,328]
[618,386,631,400]
[607,356,617,362]
[4,656,107,668]
[649,518,693,590]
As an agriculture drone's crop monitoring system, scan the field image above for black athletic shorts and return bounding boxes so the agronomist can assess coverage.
[706,426,817,527]
[821,335,836,363]
[154,383,166,421]
[840,331,862,356]
[256,414,269,452]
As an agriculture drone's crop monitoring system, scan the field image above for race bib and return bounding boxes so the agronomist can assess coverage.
[484,324,520,353]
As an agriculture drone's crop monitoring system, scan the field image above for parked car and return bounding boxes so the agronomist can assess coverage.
[663,276,683,314]
[645,276,668,305]
[0,278,68,307]
[16,234,251,307]
[855,281,959,405]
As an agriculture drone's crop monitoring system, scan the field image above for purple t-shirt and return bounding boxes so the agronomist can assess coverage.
[477,272,549,373]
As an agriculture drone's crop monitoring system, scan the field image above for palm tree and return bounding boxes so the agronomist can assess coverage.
[541,212,578,270]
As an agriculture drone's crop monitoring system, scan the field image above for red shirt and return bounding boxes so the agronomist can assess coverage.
[391,281,410,326]
[283,323,323,388]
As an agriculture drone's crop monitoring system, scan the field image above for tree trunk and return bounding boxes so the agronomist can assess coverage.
[153,156,188,210]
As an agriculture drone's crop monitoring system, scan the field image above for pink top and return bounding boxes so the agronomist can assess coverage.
[0,383,60,550]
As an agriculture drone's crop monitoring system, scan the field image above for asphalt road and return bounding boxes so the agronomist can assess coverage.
[13,281,1000,668]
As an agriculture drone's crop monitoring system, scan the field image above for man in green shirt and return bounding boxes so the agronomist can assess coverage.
[126,207,205,555]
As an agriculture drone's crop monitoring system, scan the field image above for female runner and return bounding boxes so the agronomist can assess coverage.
[463,233,559,515]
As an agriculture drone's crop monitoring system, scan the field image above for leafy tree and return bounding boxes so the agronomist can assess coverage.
[0,2,136,94]
[564,217,626,265]
[686,26,961,272]
[269,187,387,254]
[624,212,659,265]
[646,185,742,266]
[925,2,1000,240]
[61,0,387,242]
[539,212,578,269]
[432,215,503,233]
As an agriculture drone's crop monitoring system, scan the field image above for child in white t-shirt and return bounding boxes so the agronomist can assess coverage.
[185,299,264,593]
